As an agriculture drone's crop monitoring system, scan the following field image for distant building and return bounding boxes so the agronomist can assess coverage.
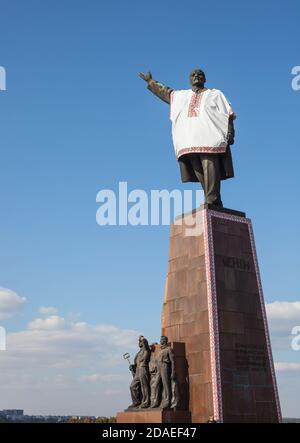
[0,409,24,417]
[283,418,300,423]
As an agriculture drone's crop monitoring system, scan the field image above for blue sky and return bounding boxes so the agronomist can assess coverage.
[0,0,299,417]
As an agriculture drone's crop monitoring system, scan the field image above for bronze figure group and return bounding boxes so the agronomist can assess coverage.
[127,336,179,410]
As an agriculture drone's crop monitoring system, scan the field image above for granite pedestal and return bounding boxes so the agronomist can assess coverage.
[161,205,281,423]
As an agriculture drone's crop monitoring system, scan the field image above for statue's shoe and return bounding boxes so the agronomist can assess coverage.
[160,402,171,410]
[150,403,159,408]
[127,403,141,409]
[140,402,150,408]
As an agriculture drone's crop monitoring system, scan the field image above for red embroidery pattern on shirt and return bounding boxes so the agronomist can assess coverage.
[177,146,227,158]
[188,92,203,117]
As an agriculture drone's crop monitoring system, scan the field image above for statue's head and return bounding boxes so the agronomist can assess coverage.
[189,68,206,87]
[160,336,168,346]
[139,335,150,350]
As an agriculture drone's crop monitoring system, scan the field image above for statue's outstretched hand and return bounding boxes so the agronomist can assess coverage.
[139,71,152,83]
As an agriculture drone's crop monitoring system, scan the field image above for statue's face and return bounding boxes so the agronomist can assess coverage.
[139,336,144,348]
[160,336,168,346]
[189,69,206,87]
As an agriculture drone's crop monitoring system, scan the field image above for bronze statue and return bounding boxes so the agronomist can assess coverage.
[139,69,236,207]
[128,335,151,408]
[149,343,161,408]
[150,336,179,409]
[125,336,181,411]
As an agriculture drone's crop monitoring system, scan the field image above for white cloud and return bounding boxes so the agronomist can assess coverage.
[80,374,127,383]
[0,288,26,319]
[28,315,67,330]
[265,301,300,354]
[266,301,300,341]
[275,362,300,372]
[38,306,58,316]
[263,302,300,417]
[1,297,299,417]
[266,301,300,321]
[0,312,140,415]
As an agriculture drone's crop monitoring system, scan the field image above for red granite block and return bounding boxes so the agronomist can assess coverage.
[170,341,186,357]
[217,291,244,313]
[170,222,183,238]
[219,333,243,350]
[173,297,186,312]
[190,414,208,423]
[189,255,206,269]
[250,371,268,386]
[162,300,176,316]
[197,267,207,282]
[162,324,181,342]
[169,235,184,260]
[219,311,245,334]
[166,270,187,299]
[187,267,200,295]
[213,219,238,236]
[254,387,276,402]
[235,271,258,294]
[223,268,237,291]
[168,256,188,273]
[188,350,211,376]
[186,333,210,353]
[189,382,213,415]
[220,349,237,370]
[241,236,252,254]
[180,312,209,335]
[221,368,234,384]
[197,281,207,298]
[212,220,229,234]
[183,294,208,315]
[163,310,184,327]
[243,314,265,331]
[117,410,192,423]
[244,329,268,346]
[255,402,278,423]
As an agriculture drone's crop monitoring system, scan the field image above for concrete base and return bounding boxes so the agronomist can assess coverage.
[116,409,192,423]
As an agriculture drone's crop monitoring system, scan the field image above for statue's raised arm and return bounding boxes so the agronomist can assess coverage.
[138,71,173,104]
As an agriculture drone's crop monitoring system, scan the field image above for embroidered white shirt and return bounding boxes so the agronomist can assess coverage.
[170,88,235,159]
